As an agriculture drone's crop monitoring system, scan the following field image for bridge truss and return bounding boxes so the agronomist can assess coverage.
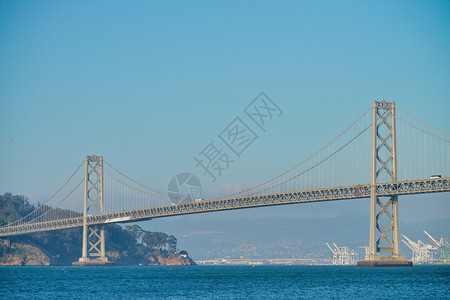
[1,177,448,237]
[0,100,448,267]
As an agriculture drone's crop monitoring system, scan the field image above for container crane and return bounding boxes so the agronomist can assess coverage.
[423,230,450,263]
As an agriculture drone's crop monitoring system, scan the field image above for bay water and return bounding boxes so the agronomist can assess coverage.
[1,265,449,299]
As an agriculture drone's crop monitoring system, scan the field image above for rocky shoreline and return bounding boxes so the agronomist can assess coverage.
[0,243,51,266]
[0,242,195,266]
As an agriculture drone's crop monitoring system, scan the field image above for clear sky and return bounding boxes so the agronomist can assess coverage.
[0,1,449,222]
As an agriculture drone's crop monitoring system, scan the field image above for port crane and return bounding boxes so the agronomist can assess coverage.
[423,230,450,263]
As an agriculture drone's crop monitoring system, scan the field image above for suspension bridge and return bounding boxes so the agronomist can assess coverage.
[0,100,449,266]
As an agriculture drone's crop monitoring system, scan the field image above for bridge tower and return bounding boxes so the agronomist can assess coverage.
[358,100,412,267]
[73,155,112,266]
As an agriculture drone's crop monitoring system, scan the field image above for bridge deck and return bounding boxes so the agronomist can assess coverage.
[0,177,448,237]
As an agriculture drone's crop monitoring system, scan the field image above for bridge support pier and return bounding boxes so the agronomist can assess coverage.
[358,100,411,267]
[73,155,113,266]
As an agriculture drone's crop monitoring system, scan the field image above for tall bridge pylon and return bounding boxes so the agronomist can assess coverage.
[73,155,112,266]
[358,100,411,267]
[1,100,447,266]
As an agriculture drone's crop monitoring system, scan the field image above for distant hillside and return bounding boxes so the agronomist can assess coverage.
[143,212,450,260]
[0,193,195,266]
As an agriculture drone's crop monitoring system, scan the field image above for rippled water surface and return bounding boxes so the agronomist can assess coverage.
[1,265,449,299]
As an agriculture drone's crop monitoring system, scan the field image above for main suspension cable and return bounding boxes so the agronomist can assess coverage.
[226,106,372,197]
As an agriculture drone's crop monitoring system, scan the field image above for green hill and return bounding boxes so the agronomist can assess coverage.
[0,193,195,266]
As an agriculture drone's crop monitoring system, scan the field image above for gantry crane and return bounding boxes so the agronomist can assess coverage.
[326,242,357,265]
[423,230,450,263]
[402,235,437,264]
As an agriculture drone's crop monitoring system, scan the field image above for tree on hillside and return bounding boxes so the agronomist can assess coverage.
[154,232,168,249]
[142,232,168,249]
[167,235,177,253]
[0,193,34,226]
[125,225,145,244]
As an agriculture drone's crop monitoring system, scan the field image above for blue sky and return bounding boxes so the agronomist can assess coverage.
[0,0,449,222]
